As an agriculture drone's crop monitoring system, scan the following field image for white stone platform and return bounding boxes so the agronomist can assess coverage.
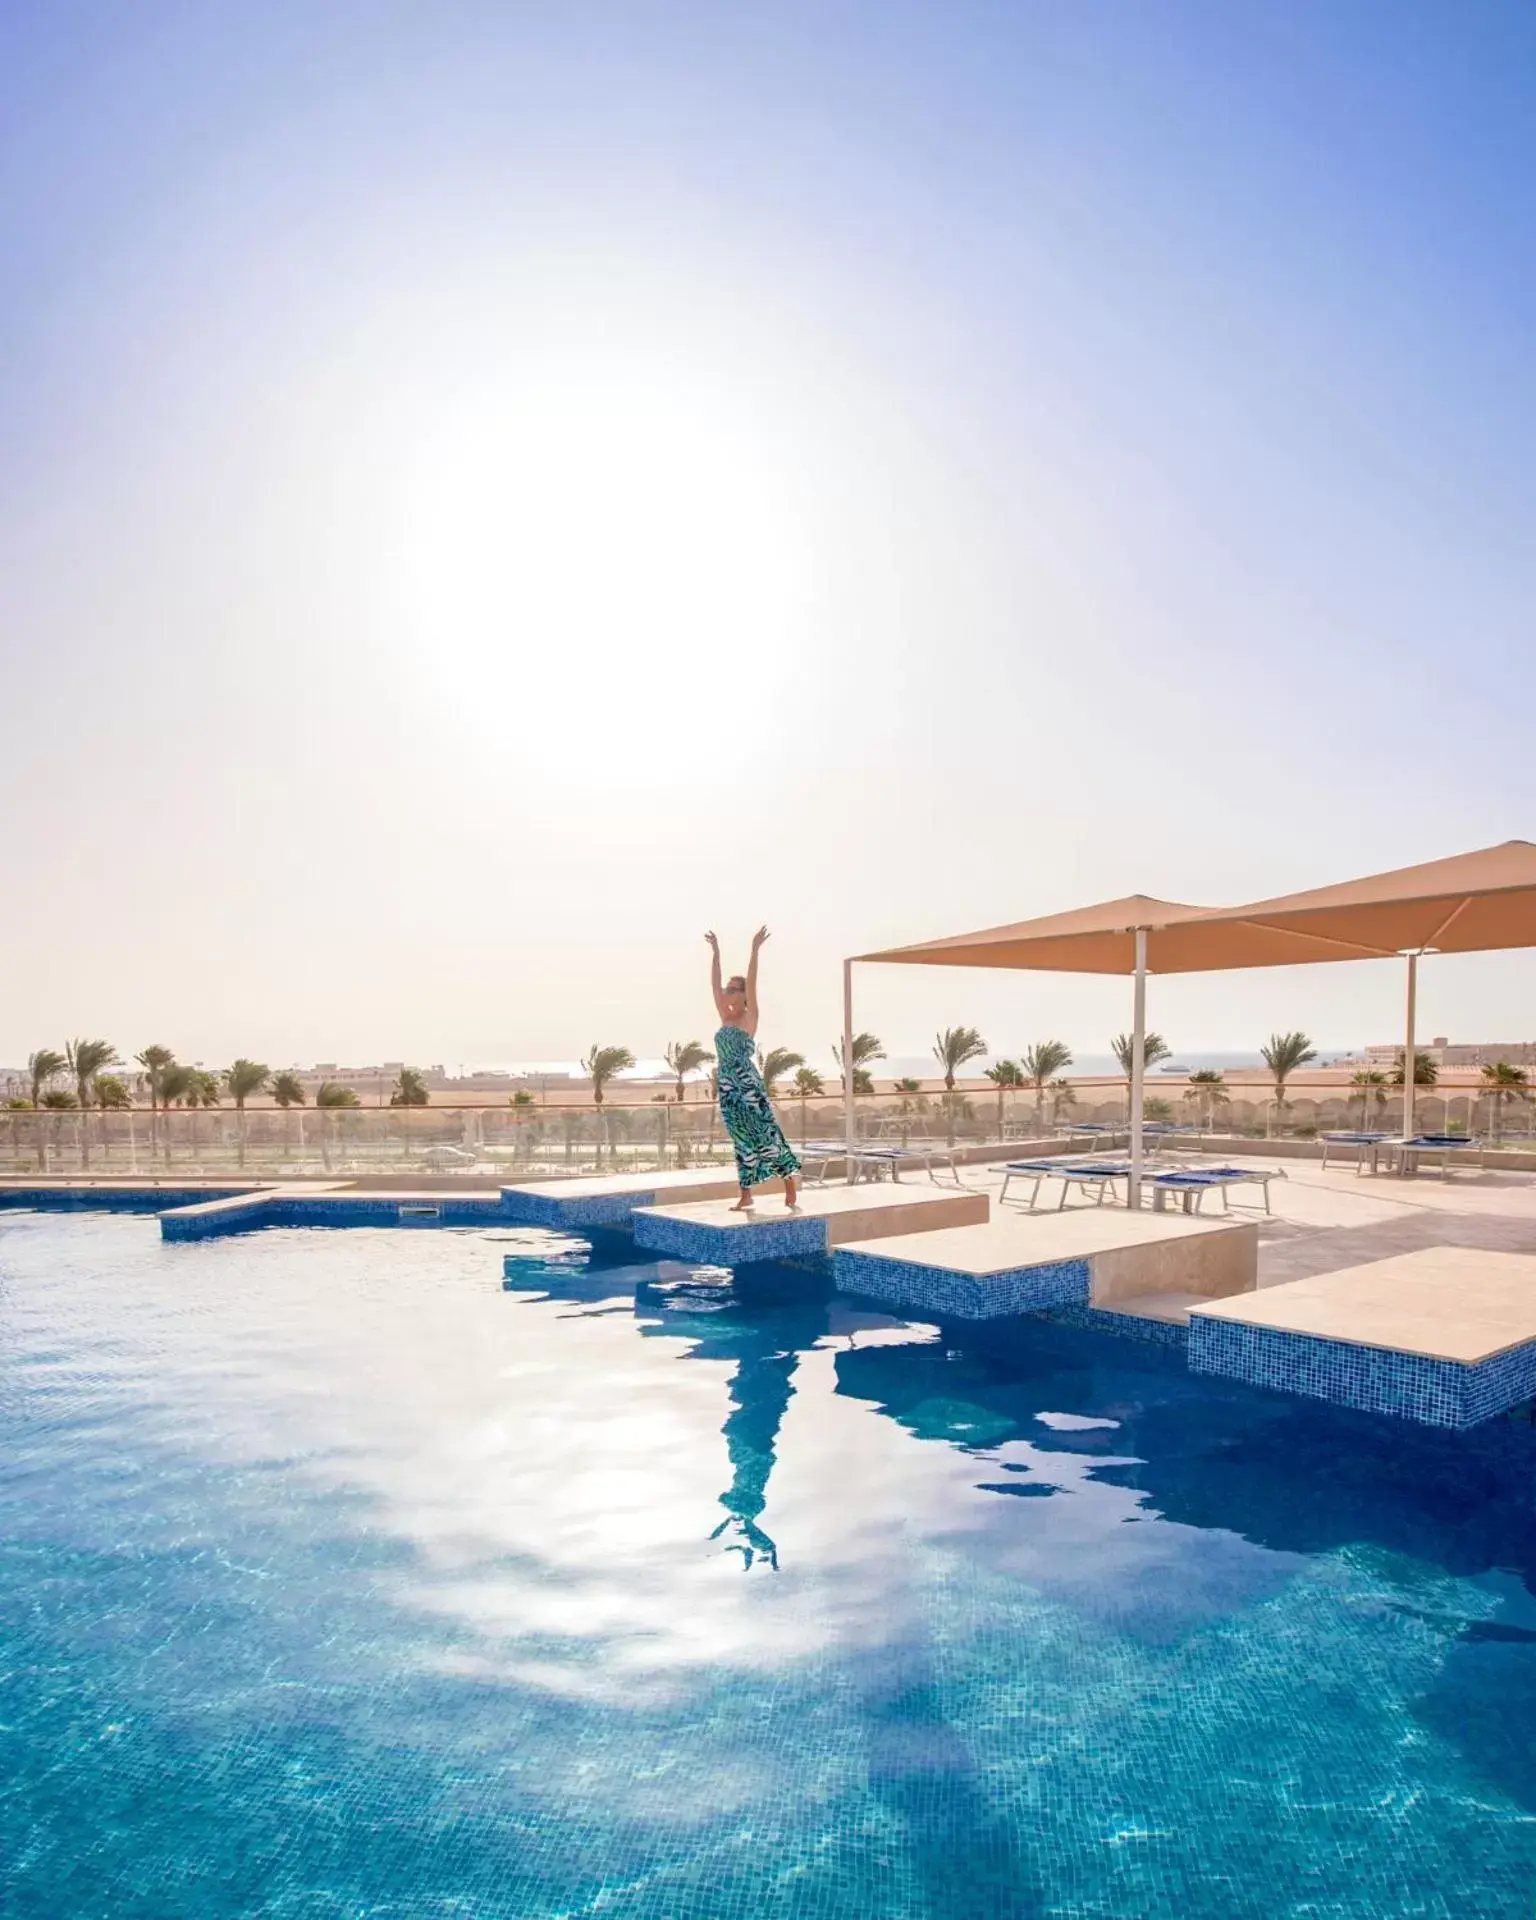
[1188,1247,1536,1427]
[500,1167,745,1230]
[631,1181,987,1263]
[830,1210,1257,1320]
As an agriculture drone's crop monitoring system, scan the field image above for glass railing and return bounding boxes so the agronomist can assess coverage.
[0,1083,1530,1179]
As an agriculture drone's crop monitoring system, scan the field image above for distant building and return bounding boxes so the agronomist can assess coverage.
[1363,1037,1536,1069]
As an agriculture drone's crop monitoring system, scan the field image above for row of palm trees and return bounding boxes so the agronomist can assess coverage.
[10,1043,437,1170]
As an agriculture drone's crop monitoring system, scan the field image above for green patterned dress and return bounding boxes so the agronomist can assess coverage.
[715,1025,802,1189]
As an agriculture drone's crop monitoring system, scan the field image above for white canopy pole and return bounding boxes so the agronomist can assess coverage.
[842,958,857,1184]
[1129,927,1147,1208]
[1403,950,1418,1141]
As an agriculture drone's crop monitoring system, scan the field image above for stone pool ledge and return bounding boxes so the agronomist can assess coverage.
[831,1210,1257,1322]
[1188,1247,1536,1428]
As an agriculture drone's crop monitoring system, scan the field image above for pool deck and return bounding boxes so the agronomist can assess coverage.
[832,1210,1257,1320]
[1187,1247,1536,1428]
[631,1181,988,1262]
[500,1167,746,1230]
[159,1186,511,1239]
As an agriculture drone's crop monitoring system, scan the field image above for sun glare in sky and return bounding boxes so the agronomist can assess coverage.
[392,345,817,761]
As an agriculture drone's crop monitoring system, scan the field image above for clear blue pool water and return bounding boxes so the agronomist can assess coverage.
[3,1211,1535,1918]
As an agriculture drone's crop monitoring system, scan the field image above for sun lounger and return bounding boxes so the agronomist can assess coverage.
[1321,1131,1393,1174]
[1385,1135,1485,1179]
[848,1144,967,1187]
[798,1143,965,1188]
[999,1159,1131,1210]
[1149,1166,1285,1213]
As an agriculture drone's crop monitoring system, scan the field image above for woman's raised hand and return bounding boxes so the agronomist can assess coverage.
[752,924,770,949]
[705,930,720,952]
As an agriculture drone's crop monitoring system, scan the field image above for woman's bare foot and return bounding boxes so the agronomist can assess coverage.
[731,1193,756,1212]
[784,1176,800,1212]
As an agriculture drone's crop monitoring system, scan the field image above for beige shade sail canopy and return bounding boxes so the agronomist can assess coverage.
[1189,839,1536,962]
[856,842,1536,975]
[854,894,1217,975]
[845,840,1536,1186]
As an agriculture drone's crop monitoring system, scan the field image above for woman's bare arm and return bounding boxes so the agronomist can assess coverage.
[706,931,730,1021]
[745,925,768,1035]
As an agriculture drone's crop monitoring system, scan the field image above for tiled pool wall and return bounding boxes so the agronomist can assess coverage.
[159,1195,513,1239]
[1,1187,250,1213]
[833,1250,1090,1321]
[631,1208,828,1263]
[500,1187,655,1230]
[1187,1315,1536,1430]
[1042,1302,1190,1347]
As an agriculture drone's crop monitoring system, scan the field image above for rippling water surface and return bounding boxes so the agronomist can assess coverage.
[3,1211,1536,1917]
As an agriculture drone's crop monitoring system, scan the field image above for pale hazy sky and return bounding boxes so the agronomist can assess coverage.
[3,2,1533,1072]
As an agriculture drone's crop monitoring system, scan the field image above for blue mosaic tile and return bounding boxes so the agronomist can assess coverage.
[1465,1338,1536,1425]
[2,1187,249,1214]
[832,1249,1090,1320]
[1187,1315,1536,1429]
[159,1194,509,1240]
[500,1185,649,1230]
[1042,1302,1190,1347]
[265,1197,506,1229]
[160,1197,274,1241]
[632,1208,827,1263]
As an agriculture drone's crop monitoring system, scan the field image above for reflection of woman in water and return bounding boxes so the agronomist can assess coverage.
[705,925,801,1213]
[710,1340,801,1571]
[636,1281,827,1572]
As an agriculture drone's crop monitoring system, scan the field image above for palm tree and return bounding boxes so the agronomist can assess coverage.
[94,1074,132,1110]
[665,1039,713,1104]
[389,1067,429,1107]
[180,1069,221,1159]
[983,1059,1024,1139]
[1021,1040,1073,1135]
[1389,1050,1439,1086]
[40,1087,79,1160]
[315,1081,359,1172]
[934,1027,987,1090]
[833,1032,886,1097]
[1186,1067,1228,1133]
[1389,1048,1439,1134]
[135,1045,176,1162]
[158,1062,194,1163]
[224,1059,270,1169]
[1110,1031,1171,1117]
[26,1049,66,1169]
[65,1038,120,1171]
[1480,1061,1529,1146]
[1048,1078,1075,1128]
[583,1045,635,1165]
[758,1047,805,1096]
[270,1072,307,1161]
[583,1045,635,1106]
[1350,1068,1388,1130]
[270,1071,305,1107]
[933,1027,987,1145]
[388,1066,429,1155]
[28,1047,66,1109]
[791,1065,824,1143]
[1261,1031,1318,1134]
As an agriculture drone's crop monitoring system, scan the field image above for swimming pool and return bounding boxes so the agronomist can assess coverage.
[3,1211,1534,1917]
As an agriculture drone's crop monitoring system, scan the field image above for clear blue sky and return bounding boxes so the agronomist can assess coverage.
[2,2,1532,1067]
